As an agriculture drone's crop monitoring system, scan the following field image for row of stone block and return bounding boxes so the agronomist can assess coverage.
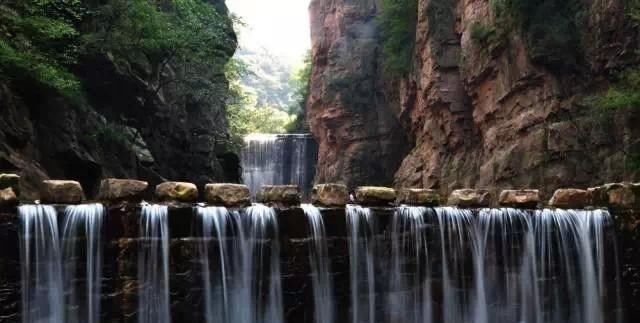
[0,174,638,209]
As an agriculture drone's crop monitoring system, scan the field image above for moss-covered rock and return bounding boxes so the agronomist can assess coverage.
[312,184,349,207]
[258,185,301,206]
[396,188,440,206]
[155,182,198,203]
[355,186,396,206]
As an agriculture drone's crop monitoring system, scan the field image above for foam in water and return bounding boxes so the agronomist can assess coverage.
[241,133,317,197]
[301,204,335,323]
[346,205,376,323]
[19,204,104,323]
[138,205,171,323]
[198,204,283,323]
[384,206,622,323]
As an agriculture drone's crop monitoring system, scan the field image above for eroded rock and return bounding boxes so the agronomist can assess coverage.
[549,189,590,209]
[204,183,251,207]
[258,185,301,205]
[98,178,149,202]
[355,186,396,206]
[499,190,540,208]
[396,188,440,206]
[40,180,84,204]
[447,189,491,207]
[311,184,348,207]
[0,174,19,196]
[589,183,640,209]
[155,182,198,203]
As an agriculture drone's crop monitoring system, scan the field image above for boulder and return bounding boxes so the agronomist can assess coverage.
[98,178,149,202]
[155,182,198,203]
[0,187,18,208]
[311,184,349,207]
[205,183,251,207]
[258,185,301,205]
[0,174,20,196]
[589,183,640,209]
[355,186,396,206]
[40,180,84,204]
[499,190,540,208]
[447,189,491,207]
[549,189,590,209]
[396,188,440,206]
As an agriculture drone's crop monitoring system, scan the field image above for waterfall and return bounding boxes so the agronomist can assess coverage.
[62,204,104,323]
[138,205,171,323]
[385,206,621,323]
[301,204,335,323]
[19,205,64,323]
[241,134,317,196]
[198,204,283,323]
[19,204,104,323]
[346,205,376,323]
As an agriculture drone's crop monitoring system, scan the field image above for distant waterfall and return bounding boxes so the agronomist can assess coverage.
[346,205,376,323]
[241,134,317,196]
[198,204,283,323]
[19,204,104,323]
[302,204,335,323]
[138,205,171,323]
[385,207,622,323]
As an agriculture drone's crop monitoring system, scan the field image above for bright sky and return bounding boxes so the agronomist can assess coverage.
[227,0,312,66]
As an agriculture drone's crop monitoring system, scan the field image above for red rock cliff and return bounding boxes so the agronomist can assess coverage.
[308,0,640,196]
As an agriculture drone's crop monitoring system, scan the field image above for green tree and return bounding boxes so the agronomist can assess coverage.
[285,51,312,132]
[379,0,418,75]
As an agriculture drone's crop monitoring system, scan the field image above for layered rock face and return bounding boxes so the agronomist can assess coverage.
[0,0,240,199]
[307,0,410,188]
[308,0,640,196]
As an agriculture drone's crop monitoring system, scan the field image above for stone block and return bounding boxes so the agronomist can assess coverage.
[355,186,396,206]
[155,182,198,203]
[40,180,84,204]
[98,178,149,202]
[447,189,491,207]
[499,189,540,208]
[311,184,348,207]
[204,183,251,207]
[0,174,19,196]
[258,185,301,205]
[549,189,590,209]
[396,188,440,206]
[0,187,18,208]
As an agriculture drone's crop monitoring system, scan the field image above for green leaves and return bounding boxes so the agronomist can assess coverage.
[379,0,418,76]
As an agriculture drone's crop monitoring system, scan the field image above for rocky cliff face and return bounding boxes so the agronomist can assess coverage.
[308,0,640,196]
[0,1,239,199]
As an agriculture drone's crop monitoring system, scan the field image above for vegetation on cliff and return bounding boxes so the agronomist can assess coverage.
[379,0,418,75]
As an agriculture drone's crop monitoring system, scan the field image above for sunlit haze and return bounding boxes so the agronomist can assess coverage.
[227,0,312,66]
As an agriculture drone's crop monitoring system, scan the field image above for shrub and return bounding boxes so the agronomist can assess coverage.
[379,0,419,76]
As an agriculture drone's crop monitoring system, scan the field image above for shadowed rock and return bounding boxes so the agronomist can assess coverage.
[258,185,301,206]
[40,180,84,204]
[355,186,396,206]
[589,183,640,209]
[204,183,251,207]
[396,188,440,206]
[98,178,149,203]
[0,174,19,197]
[448,189,491,207]
[155,182,198,203]
[549,189,590,209]
[499,190,540,208]
[312,184,348,207]
[0,187,17,208]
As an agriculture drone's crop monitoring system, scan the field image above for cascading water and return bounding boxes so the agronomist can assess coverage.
[346,205,376,323]
[61,204,104,323]
[301,204,335,323]
[386,206,622,323]
[197,204,283,323]
[138,205,171,323]
[19,204,104,323]
[19,205,64,323]
[241,134,317,197]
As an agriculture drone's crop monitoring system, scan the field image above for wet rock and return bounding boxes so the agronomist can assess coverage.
[204,183,251,207]
[499,190,540,208]
[0,174,19,197]
[40,180,84,204]
[311,184,348,207]
[549,189,590,209]
[258,185,301,206]
[155,182,198,203]
[0,187,17,208]
[447,189,491,207]
[589,183,640,209]
[98,178,149,203]
[396,188,440,206]
[355,186,396,206]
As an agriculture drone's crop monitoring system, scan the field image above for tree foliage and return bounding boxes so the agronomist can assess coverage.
[379,0,418,76]
[285,51,312,132]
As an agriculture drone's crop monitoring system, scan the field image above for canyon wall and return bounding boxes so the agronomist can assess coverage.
[308,0,640,196]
